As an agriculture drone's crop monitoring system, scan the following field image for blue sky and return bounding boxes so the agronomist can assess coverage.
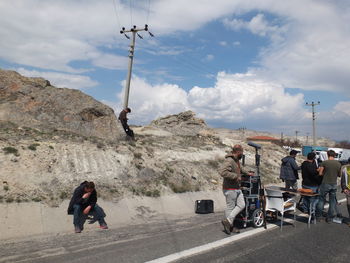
[1,0,350,141]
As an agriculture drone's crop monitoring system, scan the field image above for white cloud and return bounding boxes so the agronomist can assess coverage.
[223,13,280,37]
[116,72,306,129]
[91,53,128,70]
[233,41,241,46]
[118,75,189,124]
[203,54,214,62]
[334,101,350,116]
[219,41,228,46]
[17,68,98,90]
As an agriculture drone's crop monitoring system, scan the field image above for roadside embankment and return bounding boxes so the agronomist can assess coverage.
[0,190,226,240]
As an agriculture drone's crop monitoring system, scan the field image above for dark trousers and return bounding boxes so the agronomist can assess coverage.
[121,122,134,138]
[73,204,106,228]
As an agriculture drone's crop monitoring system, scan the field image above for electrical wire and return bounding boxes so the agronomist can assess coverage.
[129,0,133,27]
[112,0,122,30]
[146,0,151,25]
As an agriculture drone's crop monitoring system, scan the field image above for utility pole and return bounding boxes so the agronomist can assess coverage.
[295,130,299,142]
[120,24,154,109]
[306,132,309,145]
[305,101,320,147]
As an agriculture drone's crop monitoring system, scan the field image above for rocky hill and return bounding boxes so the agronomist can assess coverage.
[0,69,309,206]
[0,69,121,141]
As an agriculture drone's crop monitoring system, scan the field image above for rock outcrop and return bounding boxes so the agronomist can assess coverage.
[0,69,121,141]
[150,111,207,136]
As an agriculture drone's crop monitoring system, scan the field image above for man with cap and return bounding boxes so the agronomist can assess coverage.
[280,150,300,190]
[219,144,251,234]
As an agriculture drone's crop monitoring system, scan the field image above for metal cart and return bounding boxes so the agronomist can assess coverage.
[235,142,266,228]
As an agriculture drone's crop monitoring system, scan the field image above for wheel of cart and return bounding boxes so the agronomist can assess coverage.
[251,208,264,228]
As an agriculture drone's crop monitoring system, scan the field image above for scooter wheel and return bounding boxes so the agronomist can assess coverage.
[251,209,264,228]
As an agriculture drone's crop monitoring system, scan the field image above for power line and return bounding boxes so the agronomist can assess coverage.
[146,0,151,25]
[112,0,121,30]
[129,0,133,27]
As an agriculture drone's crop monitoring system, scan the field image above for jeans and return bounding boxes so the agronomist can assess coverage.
[285,180,298,191]
[300,185,319,214]
[73,204,107,228]
[223,190,245,225]
[316,184,337,218]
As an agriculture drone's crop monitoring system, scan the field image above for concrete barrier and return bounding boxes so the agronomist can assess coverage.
[0,190,226,240]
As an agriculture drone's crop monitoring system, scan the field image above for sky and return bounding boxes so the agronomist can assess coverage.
[1,0,350,141]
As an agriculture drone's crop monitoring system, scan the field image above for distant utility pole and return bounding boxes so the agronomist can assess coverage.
[120,24,154,109]
[306,132,309,145]
[305,101,320,147]
[238,127,246,138]
[295,130,299,142]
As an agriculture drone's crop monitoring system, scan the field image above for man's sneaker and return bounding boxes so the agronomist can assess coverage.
[99,224,108,230]
[221,219,231,235]
[75,226,82,233]
[231,227,240,234]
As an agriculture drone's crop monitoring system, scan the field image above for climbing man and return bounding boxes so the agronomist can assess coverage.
[118,107,134,139]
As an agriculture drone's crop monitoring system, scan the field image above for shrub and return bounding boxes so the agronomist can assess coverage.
[28,143,40,151]
[133,152,142,159]
[96,142,105,149]
[169,180,192,193]
[32,197,42,202]
[145,189,160,197]
[6,197,14,203]
[207,159,220,169]
[3,147,18,155]
[59,191,68,199]
[3,185,9,191]
[49,145,54,149]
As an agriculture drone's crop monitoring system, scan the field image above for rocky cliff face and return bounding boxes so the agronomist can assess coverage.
[0,69,319,207]
[0,69,121,141]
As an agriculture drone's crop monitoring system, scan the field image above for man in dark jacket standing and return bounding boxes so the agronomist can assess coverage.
[299,152,321,213]
[280,150,300,190]
[219,145,251,234]
[118,107,134,139]
[67,181,108,233]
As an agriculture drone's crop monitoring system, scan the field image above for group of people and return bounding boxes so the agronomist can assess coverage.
[219,144,350,235]
[279,149,350,224]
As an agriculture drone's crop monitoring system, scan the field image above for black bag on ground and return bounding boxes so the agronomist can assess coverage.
[195,200,214,214]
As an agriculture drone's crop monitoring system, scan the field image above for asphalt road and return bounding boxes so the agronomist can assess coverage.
[0,195,349,263]
[179,203,350,263]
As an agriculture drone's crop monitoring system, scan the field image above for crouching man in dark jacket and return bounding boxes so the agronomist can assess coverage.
[67,181,108,233]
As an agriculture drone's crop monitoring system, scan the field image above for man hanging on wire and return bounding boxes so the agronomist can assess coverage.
[119,107,134,139]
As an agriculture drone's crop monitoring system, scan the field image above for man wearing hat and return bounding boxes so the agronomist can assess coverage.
[280,149,300,190]
[219,144,251,234]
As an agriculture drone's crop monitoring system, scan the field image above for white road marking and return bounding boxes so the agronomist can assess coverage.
[146,198,346,263]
